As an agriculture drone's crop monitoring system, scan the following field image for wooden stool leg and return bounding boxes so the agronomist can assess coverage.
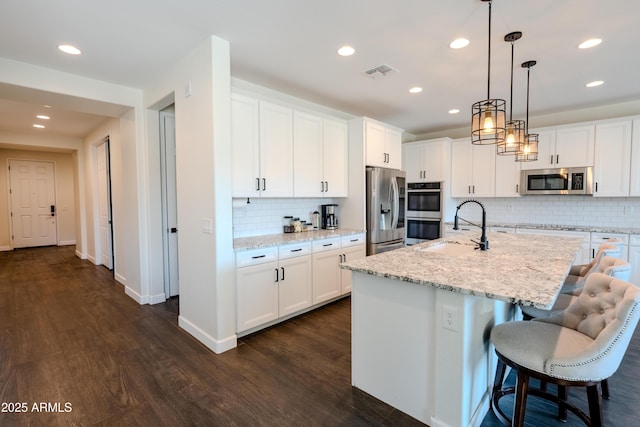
[601,379,610,400]
[558,385,568,421]
[513,372,530,427]
[587,384,603,427]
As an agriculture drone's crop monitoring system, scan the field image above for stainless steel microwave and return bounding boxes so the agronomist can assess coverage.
[520,167,593,195]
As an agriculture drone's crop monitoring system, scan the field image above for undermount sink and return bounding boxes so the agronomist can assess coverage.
[417,241,478,257]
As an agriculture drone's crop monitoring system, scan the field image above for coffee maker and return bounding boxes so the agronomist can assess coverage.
[321,204,338,230]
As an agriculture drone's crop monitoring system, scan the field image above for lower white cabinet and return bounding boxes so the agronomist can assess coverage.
[312,237,343,304]
[236,233,366,334]
[236,243,312,333]
[590,232,629,261]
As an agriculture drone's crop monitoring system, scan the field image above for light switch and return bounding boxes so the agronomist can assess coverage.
[202,218,213,234]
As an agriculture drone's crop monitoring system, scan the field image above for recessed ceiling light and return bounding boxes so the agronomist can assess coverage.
[448,109,460,114]
[337,45,355,56]
[409,87,423,94]
[58,44,82,55]
[579,38,602,49]
[36,115,50,120]
[449,38,469,49]
[586,80,604,88]
[33,124,46,129]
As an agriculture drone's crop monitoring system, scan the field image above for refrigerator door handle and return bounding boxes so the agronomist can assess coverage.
[391,177,399,230]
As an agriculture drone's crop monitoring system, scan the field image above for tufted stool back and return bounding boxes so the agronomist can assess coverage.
[577,242,622,277]
[537,272,640,380]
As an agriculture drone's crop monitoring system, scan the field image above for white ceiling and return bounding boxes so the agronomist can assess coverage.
[1,0,639,140]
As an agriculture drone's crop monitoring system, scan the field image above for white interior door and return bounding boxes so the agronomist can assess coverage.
[160,110,179,297]
[97,140,114,269]
[9,160,57,248]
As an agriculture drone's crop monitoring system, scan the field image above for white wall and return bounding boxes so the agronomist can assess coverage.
[451,196,640,229]
[143,36,236,354]
[0,142,79,249]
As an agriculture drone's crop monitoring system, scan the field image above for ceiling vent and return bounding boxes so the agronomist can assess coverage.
[363,64,398,78]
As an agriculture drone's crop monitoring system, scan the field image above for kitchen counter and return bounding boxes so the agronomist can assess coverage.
[460,221,640,235]
[344,231,583,427]
[234,228,364,251]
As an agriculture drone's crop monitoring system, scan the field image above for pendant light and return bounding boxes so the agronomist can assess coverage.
[516,60,539,162]
[471,0,506,145]
[497,31,525,155]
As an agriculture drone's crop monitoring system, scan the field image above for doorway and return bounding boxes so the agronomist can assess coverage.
[96,138,114,270]
[8,159,57,248]
[160,108,179,298]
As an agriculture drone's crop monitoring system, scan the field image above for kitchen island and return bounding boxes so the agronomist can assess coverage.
[341,232,583,427]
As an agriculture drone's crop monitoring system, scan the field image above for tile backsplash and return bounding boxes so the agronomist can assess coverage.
[453,196,640,229]
[232,197,341,238]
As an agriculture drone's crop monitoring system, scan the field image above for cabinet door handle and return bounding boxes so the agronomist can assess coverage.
[281,267,285,281]
[251,254,266,259]
[595,182,598,192]
[323,243,333,247]
[321,181,324,192]
[472,185,476,194]
[274,268,279,282]
[325,181,328,192]
[262,178,266,191]
[468,185,471,194]
[343,253,347,262]
[291,248,303,252]
[550,154,554,164]
[256,178,260,191]
[556,154,559,164]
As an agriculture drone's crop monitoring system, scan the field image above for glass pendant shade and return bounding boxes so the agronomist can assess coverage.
[472,99,506,144]
[515,133,539,161]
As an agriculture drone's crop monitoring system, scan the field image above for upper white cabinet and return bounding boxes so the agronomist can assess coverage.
[359,118,402,169]
[231,93,293,198]
[402,138,450,183]
[451,138,495,198]
[631,119,640,197]
[495,154,521,197]
[293,112,348,197]
[593,119,632,197]
[521,124,595,170]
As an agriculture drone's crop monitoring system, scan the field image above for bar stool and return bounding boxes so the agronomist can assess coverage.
[561,243,622,295]
[491,273,640,426]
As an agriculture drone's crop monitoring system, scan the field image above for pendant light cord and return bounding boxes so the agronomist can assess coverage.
[525,66,530,134]
[487,0,492,100]
[509,41,514,121]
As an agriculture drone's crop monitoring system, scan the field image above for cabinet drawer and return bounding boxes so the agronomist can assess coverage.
[236,247,278,268]
[341,233,366,248]
[313,237,341,253]
[279,242,312,260]
[591,232,629,245]
[630,234,640,246]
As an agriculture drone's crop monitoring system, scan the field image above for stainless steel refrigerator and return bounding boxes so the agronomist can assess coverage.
[366,166,406,255]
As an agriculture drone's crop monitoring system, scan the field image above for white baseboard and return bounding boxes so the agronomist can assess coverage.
[0,246,11,252]
[124,285,145,304]
[178,315,238,354]
[114,272,126,285]
[87,255,97,265]
[149,293,167,305]
[74,249,87,259]
[58,240,76,246]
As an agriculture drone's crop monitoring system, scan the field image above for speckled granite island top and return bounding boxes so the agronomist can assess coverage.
[341,231,584,309]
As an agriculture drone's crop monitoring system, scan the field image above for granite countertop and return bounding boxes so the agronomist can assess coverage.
[234,228,365,251]
[341,231,584,309]
[454,222,640,235]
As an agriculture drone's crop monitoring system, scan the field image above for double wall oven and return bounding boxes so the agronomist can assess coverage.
[406,182,443,245]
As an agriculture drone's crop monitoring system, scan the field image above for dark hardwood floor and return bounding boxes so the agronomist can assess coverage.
[1,245,639,426]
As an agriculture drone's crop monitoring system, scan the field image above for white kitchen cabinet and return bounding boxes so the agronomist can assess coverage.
[520,125,595,170]
[628,235,640,287]
[231,94,294,198]
[515,228,591,265]
[402,138,450,183]
[293,112,348,197]
[451,138,495,198]
[495,153,521,197]
[590,232,629,261]
[312,237,342,304]
[361,118,403,169]
[236,243,312,333]
[231,93,261,197]
[278,243,313,316]
[593,119,632,197]
[236,247,279,332]
[339,233,366,294]
[630,120,640,196]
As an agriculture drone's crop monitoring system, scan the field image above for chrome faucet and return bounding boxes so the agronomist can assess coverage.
[453,199,489,250]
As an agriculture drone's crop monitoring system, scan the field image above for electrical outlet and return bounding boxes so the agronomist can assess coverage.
[442,305,459,332]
